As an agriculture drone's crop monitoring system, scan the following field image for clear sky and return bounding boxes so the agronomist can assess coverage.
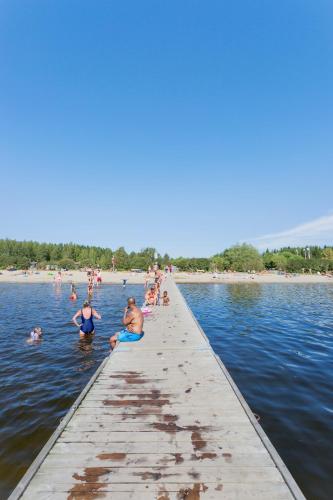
[1,0,332,256]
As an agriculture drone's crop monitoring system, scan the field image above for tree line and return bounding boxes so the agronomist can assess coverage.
[0,239,333,273]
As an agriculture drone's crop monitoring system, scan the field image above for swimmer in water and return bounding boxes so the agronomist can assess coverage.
[27,327,43,343]
[54,271,62,284]
[70,282,78,300]
[72,301,101,338]
[122,279,127,288]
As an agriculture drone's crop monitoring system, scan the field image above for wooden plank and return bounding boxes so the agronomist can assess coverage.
[44,451,273,468]
[19,482,294,500]
[24,465,286,484]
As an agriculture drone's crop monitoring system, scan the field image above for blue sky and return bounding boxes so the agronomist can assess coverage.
[1,0,332,256]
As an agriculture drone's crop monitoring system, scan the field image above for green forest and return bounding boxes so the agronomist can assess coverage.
[0,239,333,273]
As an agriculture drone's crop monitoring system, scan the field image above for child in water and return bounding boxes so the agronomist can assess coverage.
[28,327,43,342]
[70,282,78,300]
[162,291,170,306]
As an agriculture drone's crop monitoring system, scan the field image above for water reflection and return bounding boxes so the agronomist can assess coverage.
[226,283,262,306]
[77,335,94,354]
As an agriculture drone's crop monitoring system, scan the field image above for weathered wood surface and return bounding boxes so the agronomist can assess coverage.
[10,278,305,499]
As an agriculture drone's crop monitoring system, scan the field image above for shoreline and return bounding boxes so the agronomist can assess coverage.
[0,269,332,285]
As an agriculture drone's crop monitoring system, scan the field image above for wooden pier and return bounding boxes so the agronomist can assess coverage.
[10,279,305,499]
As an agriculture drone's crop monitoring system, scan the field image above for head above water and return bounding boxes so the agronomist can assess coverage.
[127,297,136,308]
[34,327,42,335]
[83,300,91,308]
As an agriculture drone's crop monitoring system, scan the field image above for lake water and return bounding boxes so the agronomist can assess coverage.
[0,283,332,499]
[0,283,145,499]
[180,283,333,500]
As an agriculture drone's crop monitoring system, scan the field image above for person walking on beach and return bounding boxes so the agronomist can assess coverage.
[72,301,101,337]
[109,297,144,350]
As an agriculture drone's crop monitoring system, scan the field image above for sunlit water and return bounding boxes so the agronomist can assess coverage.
[0,283,145,499]
[180,283,333,500]
[1,283,332,499]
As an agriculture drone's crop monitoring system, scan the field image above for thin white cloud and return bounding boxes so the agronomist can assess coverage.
[249,213,333,250]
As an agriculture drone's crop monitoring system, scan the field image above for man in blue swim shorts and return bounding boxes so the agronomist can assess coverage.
[110,297,144,350]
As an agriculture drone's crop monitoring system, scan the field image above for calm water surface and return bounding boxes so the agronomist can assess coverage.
[0,283,145,499]
[180,283,333,500]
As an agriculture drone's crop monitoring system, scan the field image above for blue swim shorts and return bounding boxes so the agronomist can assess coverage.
[117,329,144,342]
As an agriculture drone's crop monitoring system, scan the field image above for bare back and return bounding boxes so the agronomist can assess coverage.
[126,306,144,334]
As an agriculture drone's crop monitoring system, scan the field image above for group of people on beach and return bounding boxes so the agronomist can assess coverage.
[30,264,170,351]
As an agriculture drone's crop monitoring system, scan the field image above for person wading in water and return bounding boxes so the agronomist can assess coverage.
[72,301,101,338]
[109,297,144,350]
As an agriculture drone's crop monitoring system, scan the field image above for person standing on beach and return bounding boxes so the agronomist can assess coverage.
[110,297,144,349]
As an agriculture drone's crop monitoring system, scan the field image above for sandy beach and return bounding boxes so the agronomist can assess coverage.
[0,269,332,285]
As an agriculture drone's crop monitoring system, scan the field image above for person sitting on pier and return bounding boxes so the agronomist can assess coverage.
[145,286,157,306]
[72,301,101,337]
[162,290,170,306]
[109,297,144,350]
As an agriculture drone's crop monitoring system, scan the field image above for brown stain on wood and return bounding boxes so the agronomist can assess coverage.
[68,467,109,499]
[163,414,178,422]
[152,423,210,456]
[113,371,141,375]
[103,399,169,407]
[215,484,223,491]
[109,372,162,384]
[67,483,106,499]
[158,486,171,500]
[114,390,169,400]
[173,453,184,464]
[134,471,178,481]
[97,453,126,461]
[177,483,206,499]
[152,422,185,433]
[191,452,217,461]
[191,431,207,451]
[185,388,192,393]
[188,471,200,480]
